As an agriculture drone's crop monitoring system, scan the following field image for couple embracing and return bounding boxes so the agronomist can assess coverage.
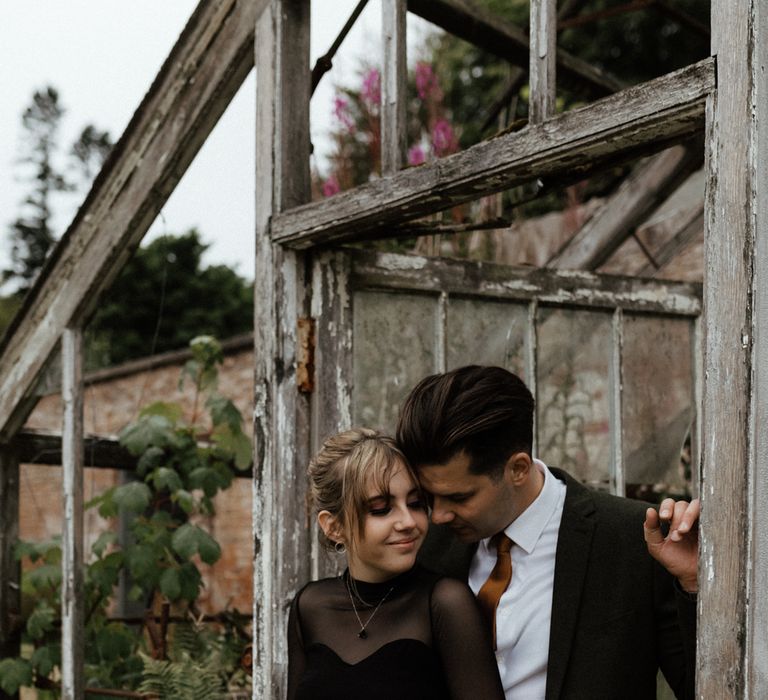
[287,366,698,700]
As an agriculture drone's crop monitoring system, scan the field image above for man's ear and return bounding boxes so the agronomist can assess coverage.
[506,452,533,486]
[318,510,345,545]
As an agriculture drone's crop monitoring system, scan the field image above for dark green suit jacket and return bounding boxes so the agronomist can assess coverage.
[418,467,696,700]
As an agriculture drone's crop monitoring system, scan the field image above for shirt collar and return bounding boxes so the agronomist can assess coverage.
[481,459,560,555]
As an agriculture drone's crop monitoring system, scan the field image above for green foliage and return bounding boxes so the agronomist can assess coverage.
[0,336,251,696]
[0,658,32,695]
[87,231,253,367]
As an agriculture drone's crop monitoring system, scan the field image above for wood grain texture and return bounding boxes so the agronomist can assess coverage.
[252,2,312,697]
[346,249,701,316]
[0,446,20,676]
[408,0,624,96]
[549,143,702,270]
[272,59,714,249]
[529,0,557,124]
[0,0,263,442]
[310,251,353,581]
[381,0,407,174]
[61,329,84,700]
[700,0,768,695]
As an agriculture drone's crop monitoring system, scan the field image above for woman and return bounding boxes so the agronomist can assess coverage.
[287,428,505,700]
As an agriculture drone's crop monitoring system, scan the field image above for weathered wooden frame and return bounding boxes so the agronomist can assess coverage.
[339,247,700,499]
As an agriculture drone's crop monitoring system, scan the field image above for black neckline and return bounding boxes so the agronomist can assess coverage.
[344,565,420,603]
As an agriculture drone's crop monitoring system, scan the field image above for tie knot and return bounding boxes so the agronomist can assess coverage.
[491,532,513,555]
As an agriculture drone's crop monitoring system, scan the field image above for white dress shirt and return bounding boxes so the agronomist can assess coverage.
[468,460,566,700]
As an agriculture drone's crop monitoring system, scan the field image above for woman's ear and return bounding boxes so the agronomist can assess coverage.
[318,510,344,545]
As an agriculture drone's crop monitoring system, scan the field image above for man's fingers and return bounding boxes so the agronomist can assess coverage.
[658,497,675,521]
[644,507,663,546]
[675,498,701,535]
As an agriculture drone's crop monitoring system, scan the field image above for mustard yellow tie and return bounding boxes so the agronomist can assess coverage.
[476,532,513,649]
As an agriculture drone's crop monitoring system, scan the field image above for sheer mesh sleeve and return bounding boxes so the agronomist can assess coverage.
[430,577,506,700]
[286,591,307,700]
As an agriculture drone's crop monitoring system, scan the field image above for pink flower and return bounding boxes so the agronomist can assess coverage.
[323,175,341,197]
[408,144,426,166]
[431,119,458,157]
[361,68,381,107]
[415,62,439,100]
[333,95,355,132]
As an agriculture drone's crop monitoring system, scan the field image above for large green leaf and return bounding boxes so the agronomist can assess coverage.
[212,424,252,470]
[139,401,183,423]
[206,394,242,432]
[31,646,54,676]
[96,624,134,661]
[27,602,56,639]
[0,658,32,694]
[112,482,151,514]
[171,524,221,565]
[153,467,183,493]
[137,445,167,476]
[159,567,182,601]
[178,562,202,601]
[119,414,177,455]
[91,531,118,558]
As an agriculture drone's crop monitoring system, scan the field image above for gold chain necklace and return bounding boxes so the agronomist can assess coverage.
[344,575,395,639]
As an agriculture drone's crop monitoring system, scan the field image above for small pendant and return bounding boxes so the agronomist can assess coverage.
[358,630,368,639]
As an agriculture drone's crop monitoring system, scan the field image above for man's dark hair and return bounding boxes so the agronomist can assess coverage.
[396,365,534,477]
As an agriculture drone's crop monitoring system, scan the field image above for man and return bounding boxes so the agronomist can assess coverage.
[396,365,698,700]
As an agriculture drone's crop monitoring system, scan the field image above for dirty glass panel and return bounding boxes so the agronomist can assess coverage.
[622,314,694,501]
[446,297,527,376]
[353,291,437,432]
[536,308,612,488]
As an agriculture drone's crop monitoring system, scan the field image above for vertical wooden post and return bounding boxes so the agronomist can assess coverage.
[0,445,21,699]
[61,328,84,699]
[609,308,625,496]
[381,0,407,174]
[701,0,768,695]
[311,251,353,580]
[526,300,539,456]
[253,1,312,697]
[529,0,557,124]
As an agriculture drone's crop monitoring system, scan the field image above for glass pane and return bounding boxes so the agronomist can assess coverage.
[353,291,437,432]
[446,297,527,376]
[536,308,612,487]
[622,314,694,500]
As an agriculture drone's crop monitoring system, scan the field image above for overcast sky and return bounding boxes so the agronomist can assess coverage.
[0,2,433,288]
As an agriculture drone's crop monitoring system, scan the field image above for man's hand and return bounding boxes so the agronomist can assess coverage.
[644,498,700,593]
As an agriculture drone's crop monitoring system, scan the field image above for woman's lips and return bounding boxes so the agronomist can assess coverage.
[388,537,419,548]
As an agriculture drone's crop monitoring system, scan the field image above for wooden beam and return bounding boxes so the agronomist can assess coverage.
[529,0,557,124]
[700,0,768,696]
[348,248,701,316]
[252,1,312,697]
[407,0,625,97]
[638,203,703,277]
[0,0,263,443]
[271,58,714,249]
[14,430,134,469]
[548,142,702,270]
[381,0,407,174]
[0,446,21,691]
[61,329,84,700]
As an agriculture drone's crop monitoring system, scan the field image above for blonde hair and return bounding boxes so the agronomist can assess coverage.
[309,428,419,550]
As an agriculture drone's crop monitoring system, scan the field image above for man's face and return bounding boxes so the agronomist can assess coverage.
[418,451,518,543]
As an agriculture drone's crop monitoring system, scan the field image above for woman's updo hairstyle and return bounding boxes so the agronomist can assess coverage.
[309,427,419,551]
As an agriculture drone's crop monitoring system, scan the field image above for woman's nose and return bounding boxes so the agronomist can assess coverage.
[395,506,417,529]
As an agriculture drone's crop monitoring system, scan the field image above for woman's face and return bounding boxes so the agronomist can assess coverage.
[347,462,429,583]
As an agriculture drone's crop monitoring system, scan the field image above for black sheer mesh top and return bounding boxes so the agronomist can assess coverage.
[287,565,505,700]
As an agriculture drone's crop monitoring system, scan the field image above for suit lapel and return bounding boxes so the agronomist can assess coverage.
[545,468,597,700]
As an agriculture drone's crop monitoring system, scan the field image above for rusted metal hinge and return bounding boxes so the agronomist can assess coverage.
[297,317,316,394]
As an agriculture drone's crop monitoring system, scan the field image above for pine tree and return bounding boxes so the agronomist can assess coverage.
[4,86,71,290]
